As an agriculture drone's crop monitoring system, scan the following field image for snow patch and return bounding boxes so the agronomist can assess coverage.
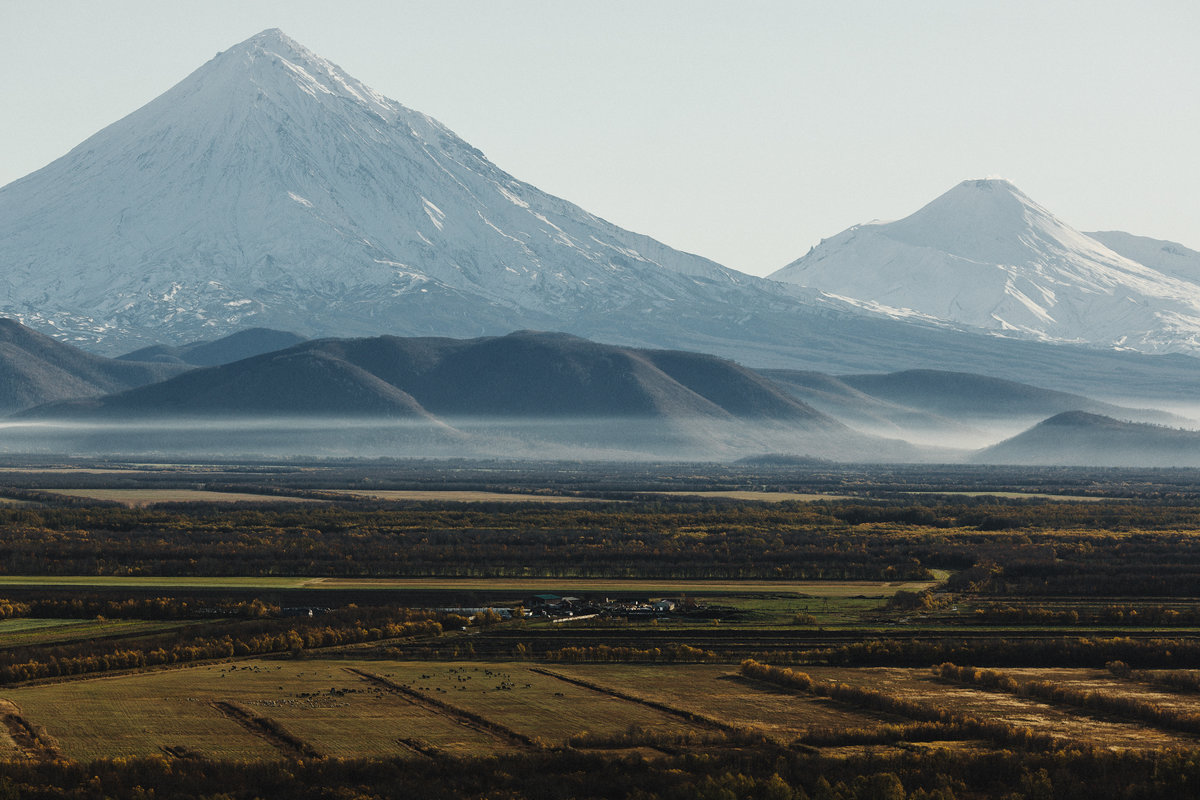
[421,197,445,231]
[497,185,530,208]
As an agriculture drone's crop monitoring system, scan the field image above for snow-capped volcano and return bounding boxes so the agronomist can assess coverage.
[7,31,1200,404]
[771,179,1200,354]
[0,29,762,350]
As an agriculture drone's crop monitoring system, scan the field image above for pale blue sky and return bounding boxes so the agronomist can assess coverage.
[2,1,1197,276]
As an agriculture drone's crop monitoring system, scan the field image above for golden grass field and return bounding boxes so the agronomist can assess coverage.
[902,491,1109,502]
[40,489,317,507]
[643,491,857,502]
[799,666,1199,749]
[0,660,697,761]
[5,660,1198,762]
[335,490,609,503]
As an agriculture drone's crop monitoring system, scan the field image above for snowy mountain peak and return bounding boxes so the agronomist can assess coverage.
[925,177,1035,219]
[771,180,1200,354]
[210,28,402,122]
[879,178,1078,267]
[0,29,747,351]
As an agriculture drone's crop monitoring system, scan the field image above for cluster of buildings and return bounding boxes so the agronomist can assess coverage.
[436,594,694,627]
[525,594,682,621]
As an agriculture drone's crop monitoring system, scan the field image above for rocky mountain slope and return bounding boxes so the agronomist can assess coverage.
[0,319,183,414]
[0,29,776,352]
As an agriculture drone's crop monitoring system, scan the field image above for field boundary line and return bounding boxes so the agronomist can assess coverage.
[529,667,741,735]
[211,700,321,760]
[160,744,204,761]
[345,667,541,749]
[397,737,441,759]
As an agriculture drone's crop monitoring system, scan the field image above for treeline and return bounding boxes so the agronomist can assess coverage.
[12,498,1200,593]
[798,720,969,748]
[0,503,940,579]
[1120,666,1200,694]
[970,602,1200,626]
[0,594,277,620]
[540,643,718,663]
[936,662,1200,737]
[747,636,1200,669]
[10,499,1200,592]
[14,723,1200,797]
[0,607,444,685]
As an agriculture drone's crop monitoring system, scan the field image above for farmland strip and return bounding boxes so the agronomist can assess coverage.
[739,660,1063,750]
[529,667,743,736]
[211,701,321,760]
[936,663,1200,739]
[344,668,540,749]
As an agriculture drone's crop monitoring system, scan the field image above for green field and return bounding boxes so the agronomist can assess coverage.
[0,618,197,649]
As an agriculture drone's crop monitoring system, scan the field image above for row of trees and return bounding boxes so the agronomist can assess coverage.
[936,662,1200,736]
[13,733,1200,798]
[0,501,943,579]
[738,660,1059,751]
[0,594,277,620]
[10,496,1200,587]
[540,643,718,663]
[968,602,1200,626]
[0,607,443,685]
[746,635,1200,668]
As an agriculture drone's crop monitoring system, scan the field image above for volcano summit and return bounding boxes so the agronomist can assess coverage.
[0,29,771,351]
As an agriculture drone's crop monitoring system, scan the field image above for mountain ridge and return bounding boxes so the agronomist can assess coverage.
[0,319,184,415]
[118,328,307,366]
[17,329,937,462]
[25,330,836,425]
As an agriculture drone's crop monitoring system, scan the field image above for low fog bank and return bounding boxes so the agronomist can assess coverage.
[0,416,960,464]
[9,411,1199,467]
[842,417,1040,451]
